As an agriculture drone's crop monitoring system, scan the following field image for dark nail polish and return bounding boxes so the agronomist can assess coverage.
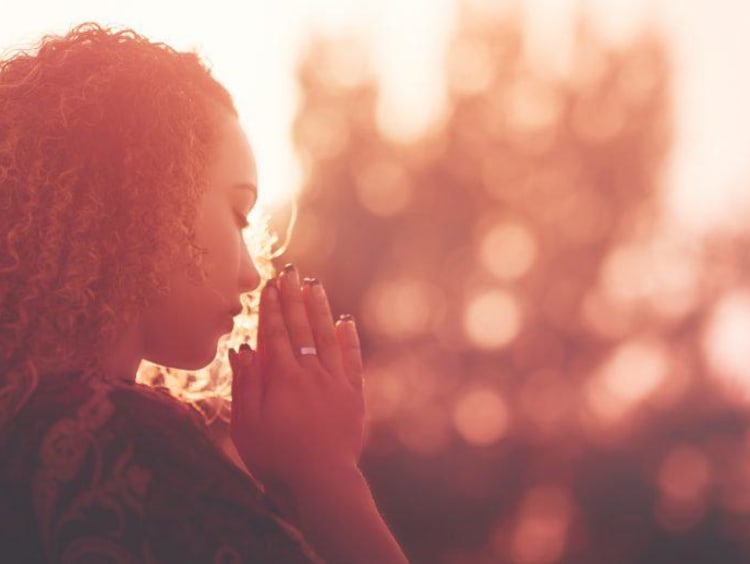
[240,343,252,352]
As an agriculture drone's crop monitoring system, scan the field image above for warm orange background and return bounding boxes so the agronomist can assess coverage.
[278,5,750,563]
[7,2,750,562]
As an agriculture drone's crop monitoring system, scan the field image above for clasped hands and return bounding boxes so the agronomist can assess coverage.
[228,264,367,501]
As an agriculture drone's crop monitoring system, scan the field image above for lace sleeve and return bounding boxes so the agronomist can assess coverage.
[30,378,324,563]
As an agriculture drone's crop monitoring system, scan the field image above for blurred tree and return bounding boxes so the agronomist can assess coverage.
[283,4,750,563]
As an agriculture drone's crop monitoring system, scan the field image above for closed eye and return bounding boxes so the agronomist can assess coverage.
[234,211,250,230]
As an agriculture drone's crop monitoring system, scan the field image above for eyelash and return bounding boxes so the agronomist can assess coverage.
[234,212,250,230]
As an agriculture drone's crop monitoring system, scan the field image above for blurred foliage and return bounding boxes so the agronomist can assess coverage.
[280,4,750,564]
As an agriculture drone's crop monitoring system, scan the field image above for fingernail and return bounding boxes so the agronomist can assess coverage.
[283,263,296,273]
[303,277,319,286]
[338,313,354,323]
[240,343,252,353]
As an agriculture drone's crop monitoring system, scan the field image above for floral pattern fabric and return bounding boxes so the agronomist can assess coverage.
[0,371,324,563]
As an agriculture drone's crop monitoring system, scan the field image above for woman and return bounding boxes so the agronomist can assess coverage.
[0,22,409,563]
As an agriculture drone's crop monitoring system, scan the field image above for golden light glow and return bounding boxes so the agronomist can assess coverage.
[453,387,510,446]
[581,289,633,339]
[284,213,337,261]
[364,277,443,339]
[585,339,671,423]
[703,290,750,402]
[446,38,494,96]
[599,238,701,321]
[600,243,647,305]
[478,220,537,281]
[463,289,522,349]
[506,77,563,135]
[509,485,574,564]
[355,160,414,217]
[295,107,350,160]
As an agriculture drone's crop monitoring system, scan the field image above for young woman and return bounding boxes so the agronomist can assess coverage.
[0,22,408,563]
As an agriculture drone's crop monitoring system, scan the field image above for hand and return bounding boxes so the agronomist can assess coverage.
[228,265,367,497]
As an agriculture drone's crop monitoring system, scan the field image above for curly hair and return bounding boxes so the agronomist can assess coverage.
[0,22,279,428]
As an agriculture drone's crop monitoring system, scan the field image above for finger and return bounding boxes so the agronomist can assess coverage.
[239,344,262,415]
[229,348,243,416]
[278,264,318,366]
[258,278,296,368]
[231,345,261,417]
[254,287,267,368]
[335,315,364,390]
[302,278,344,377]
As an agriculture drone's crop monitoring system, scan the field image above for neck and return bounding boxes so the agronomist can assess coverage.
[100,314,144,383]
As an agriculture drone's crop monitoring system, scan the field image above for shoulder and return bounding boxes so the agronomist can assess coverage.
[25,375,323,563]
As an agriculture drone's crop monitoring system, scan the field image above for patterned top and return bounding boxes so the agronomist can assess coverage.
[0,371,325,563]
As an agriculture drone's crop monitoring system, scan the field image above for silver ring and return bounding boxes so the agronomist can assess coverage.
[299,346,317,356]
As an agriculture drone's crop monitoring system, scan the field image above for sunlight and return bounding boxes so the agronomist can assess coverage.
[585,338,671,423]
[463,289,523,350]
[453,387,511,446]
[703,291,750,402]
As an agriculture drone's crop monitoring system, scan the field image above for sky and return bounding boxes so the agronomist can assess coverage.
[1,0,749,237]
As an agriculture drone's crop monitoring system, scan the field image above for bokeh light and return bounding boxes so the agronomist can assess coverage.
[585,339,671,424]
[463,289,523,350]
[453,387,511,446]
[363,277,444,339]
[508,485,575,564]
[478,220,537,281]
[279,5,750,560]
[355,160,414,217]
[4,0,750,561]
[704,290,750,402]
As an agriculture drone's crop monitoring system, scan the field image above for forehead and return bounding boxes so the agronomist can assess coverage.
[206,113,258,188]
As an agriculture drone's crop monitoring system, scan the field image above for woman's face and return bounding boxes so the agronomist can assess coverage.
[140,111,261,370]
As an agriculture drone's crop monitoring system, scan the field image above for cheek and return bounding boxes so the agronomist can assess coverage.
[141,215,239,368]
[142,296,225,370]
[142,277,225,356]
[198,218,242,282]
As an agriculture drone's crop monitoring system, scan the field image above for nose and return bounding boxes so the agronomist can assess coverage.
[238,244,261,294]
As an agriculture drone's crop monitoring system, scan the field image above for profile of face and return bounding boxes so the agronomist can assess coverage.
[139,111,261,370]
